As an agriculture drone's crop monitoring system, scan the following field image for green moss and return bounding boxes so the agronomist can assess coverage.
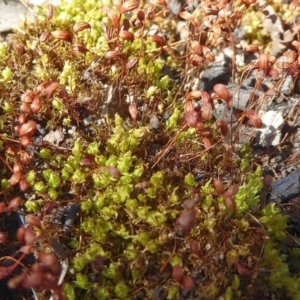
[0,0,299,299]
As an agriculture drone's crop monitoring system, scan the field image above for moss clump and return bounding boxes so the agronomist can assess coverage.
[0,0,300,300]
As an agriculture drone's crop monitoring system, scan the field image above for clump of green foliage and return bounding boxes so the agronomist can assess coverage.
[0,0,300,299]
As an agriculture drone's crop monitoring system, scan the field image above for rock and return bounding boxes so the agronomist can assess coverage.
[270,168,300,202]
[176,21,189,41]
[280,75,293,96]
[0,0,61,33]
[230,85,257,111]
[43,129,64,146]
[0,0,34,33]
[255,110,284,147]
[63,204,79,233]
[212,100,237,123]
[200,65,232,92]
[149,115,160,130]
[167,0,184,15]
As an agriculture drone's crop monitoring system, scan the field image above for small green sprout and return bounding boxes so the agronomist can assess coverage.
[52,98,64,111]
[166,108,180,130]
[73,256,86,272]
[63,283,75,300]
[1,179,10,190]
[158,75,171,89]
[2,102,12,114]
[47,188,59,200]
[184,172,196,187]
[75,273,94,289]
[114,282,130,299]
[34,181,46,193]
[25,199,42,212]
[146,240,158,253]
[72,140,84,157]
[102,262,119,280]
[95,286,110,300]
[40,148,52,159]
[150,171,164,188]
[146,86,159,98]
[26,171,36,185]
[167,286,179,299]
[71,169,86,184]
[87,141,100,155]
[1,67,12,82]
[43,170,61,189]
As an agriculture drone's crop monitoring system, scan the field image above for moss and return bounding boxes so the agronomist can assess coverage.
[0,0,300,299]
